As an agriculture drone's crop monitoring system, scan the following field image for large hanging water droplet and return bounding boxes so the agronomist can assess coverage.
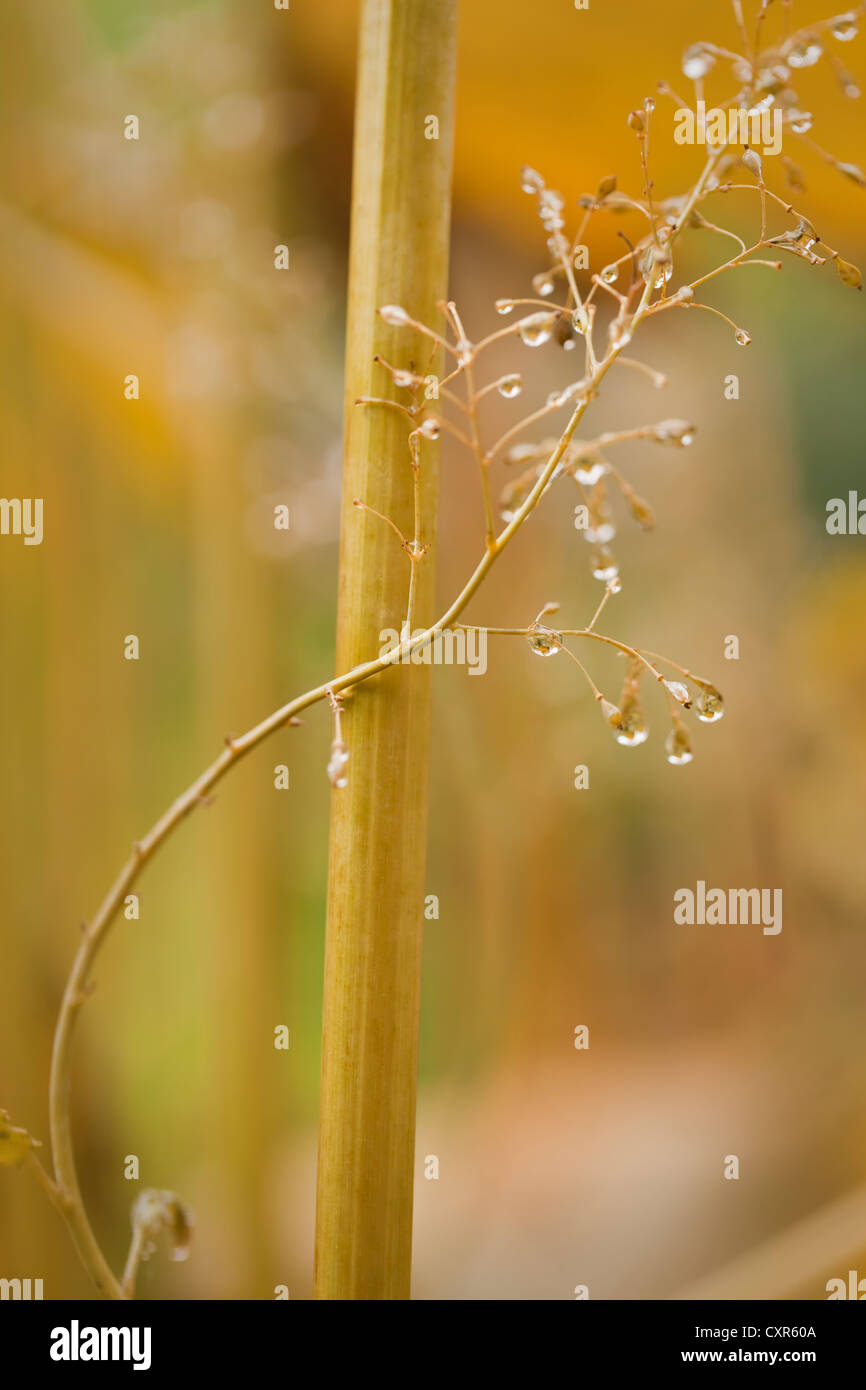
[788,37,823,68]
[654,262,673,290]
[665,725,693,765]
[498,373,523,399]
[735,328,752,346]
[696,684,724,722]
[682,43,716,80]
[833,16,859,42]
[527,624,563,657]
[518,312,558,347]
[532,271,556,297]
[616,705,649,746]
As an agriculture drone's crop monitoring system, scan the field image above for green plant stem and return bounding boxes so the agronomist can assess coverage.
[313,0,458,1301]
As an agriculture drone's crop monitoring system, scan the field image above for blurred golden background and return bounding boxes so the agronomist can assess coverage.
[1,0,865,1299]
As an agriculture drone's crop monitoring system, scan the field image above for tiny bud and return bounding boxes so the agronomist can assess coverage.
[628,109,645,133]
[599,697,623,729]
[663,678,692,707]
[837,256,863,289]
[742,147,763,179]
[521,165,545,194]
[379,304,411,326]
[627,491,655,529]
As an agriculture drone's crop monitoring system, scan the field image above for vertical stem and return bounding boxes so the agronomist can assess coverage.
[314,0,457,1300]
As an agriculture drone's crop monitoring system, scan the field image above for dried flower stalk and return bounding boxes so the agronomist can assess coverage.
[5,0,863,1300]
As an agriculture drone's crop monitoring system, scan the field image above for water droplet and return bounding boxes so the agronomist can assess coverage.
[327,742,350,788]
[518,312,558,347]
[788,37,823,68]
[555,316,577,351]
[392,369,415,388]
[600,263,619,285]
[379,304,410,326]
[607,574,622,595]
[735,328,752,346]
[572,306,590,335]
[655,263,673,289]
[616,706,649,746]
[495,298,515,315]
[663,679,692,706]
[527,624,563,657]
[418,417,440,440]
[789,110,813,134]
[652,418,695,447]
[665,725,693,765]
[682,43,716,80]
[591,546,619,582]
[696,684,724,722]
[833,16,859,42]
[586,519,616,545]
[644,96,656,115]
[521,165,545,194]
[532,271,556,297]
[498,374,523,399]
[574,455,607,486]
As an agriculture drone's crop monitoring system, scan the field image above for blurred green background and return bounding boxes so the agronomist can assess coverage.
[1,0,865,1299]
